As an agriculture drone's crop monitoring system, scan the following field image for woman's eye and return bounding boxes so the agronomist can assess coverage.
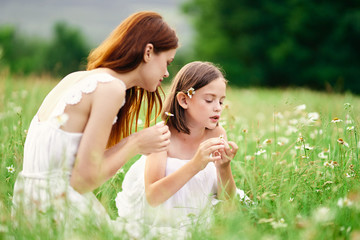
[205,99,213,103]
[220,101,224,105]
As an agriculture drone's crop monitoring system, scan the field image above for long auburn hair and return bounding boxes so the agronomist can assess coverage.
[162,61,226,134]
[87,11,178,148]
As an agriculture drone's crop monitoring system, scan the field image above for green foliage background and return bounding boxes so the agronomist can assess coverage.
[1,1,360,93]
[0,22,89,77]
[182,0,360,93]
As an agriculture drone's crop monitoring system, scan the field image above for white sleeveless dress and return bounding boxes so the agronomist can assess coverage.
[12,72,125,225]
[116,156,218,227]
[116,155,252,237]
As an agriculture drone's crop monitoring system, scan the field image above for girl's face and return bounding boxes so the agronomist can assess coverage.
[186,77,226,130]
[140,48,176,92]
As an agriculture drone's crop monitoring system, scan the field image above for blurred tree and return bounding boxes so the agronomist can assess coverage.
[0,22,90,77]
[0,26,46,75]
[44,22,90,76]
[182,0,360,93]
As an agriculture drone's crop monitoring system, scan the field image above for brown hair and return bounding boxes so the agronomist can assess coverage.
[162,61,226,134]
[87,11,178,148]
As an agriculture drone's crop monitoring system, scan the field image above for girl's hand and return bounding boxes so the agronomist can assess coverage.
[215,141,238,169]
[132,121,171,155]
[191,138,225,171]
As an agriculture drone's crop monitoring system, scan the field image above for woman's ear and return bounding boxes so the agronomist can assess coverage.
[143,43,154,63]
[176,92,188,109]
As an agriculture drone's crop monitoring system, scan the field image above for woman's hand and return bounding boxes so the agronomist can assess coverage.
[191,138,225,171]
[131,121,171,155]
[215,140,238,169]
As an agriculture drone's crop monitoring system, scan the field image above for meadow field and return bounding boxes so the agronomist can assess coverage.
[1,74,360,239]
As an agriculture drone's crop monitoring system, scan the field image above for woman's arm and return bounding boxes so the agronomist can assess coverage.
[144,138,225,207]
[70,81,129,193]
[70,82,170,193]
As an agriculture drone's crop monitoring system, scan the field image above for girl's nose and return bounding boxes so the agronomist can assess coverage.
[214,102,222,112]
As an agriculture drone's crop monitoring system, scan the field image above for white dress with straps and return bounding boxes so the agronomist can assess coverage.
[115,155,218,229]
[115,155,252,238]
[12,73,125,224]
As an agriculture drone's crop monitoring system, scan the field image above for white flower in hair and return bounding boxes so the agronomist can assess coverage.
[186,87,195,98]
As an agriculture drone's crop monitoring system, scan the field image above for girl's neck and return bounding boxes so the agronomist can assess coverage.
[168,126,207,160]
[172,126,206,144]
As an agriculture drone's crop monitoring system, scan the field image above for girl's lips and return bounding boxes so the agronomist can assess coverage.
[210,115,220,122]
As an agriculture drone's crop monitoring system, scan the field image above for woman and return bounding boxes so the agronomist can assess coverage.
[12,11,178,227]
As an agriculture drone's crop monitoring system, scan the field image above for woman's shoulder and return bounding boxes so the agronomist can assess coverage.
[59,70,126,106]
[75,70,126,95]
[89,75,126,108]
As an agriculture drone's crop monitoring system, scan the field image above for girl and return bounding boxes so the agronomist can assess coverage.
[12,11,178,225]
[116,61,248,235]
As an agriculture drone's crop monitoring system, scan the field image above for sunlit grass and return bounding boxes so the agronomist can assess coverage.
[1,75,360,239]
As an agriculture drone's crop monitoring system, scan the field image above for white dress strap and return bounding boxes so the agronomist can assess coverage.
[48,73,126,127]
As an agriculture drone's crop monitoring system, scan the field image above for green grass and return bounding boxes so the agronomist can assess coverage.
[1,75,360,239]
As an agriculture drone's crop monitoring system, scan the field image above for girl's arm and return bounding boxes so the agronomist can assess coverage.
[144,138,225,207]
[215,130,238,199]
[70,82,170,193]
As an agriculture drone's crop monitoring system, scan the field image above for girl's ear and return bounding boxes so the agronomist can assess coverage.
[143,43,154,63]
[176,92,188,109]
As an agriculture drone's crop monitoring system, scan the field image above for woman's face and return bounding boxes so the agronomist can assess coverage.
[140,48,176,92]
